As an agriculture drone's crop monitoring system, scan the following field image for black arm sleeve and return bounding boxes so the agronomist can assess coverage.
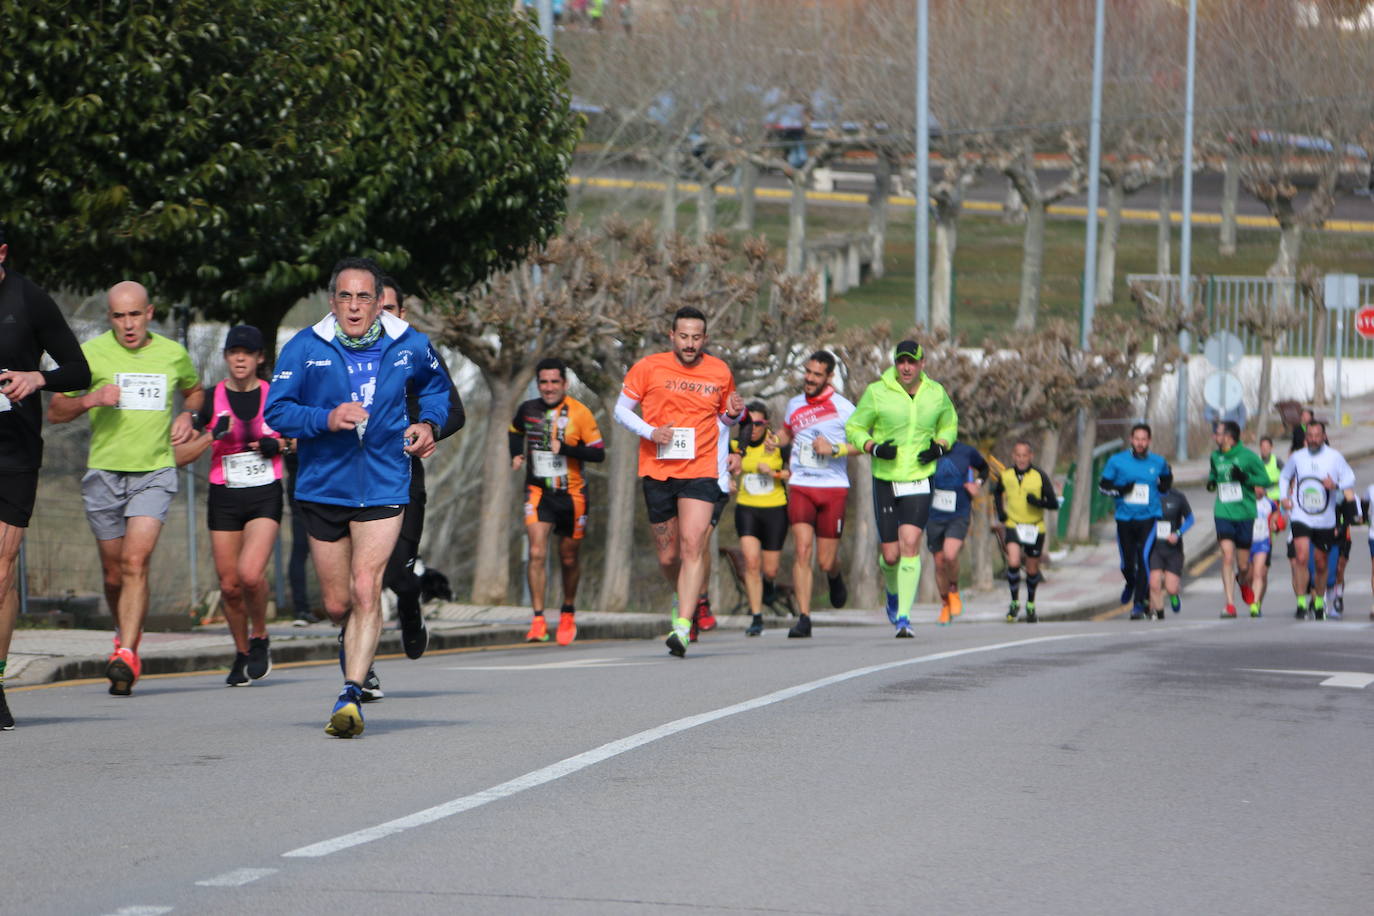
[33,286,91,393]
[992,477,1007,522]
[508,430,525,459]
[195,399,215,432]
[433,349,465,440]
[780,444,792,466]
[561,442,605,463]
[971,450,990,482]
[1038,470,1060,510]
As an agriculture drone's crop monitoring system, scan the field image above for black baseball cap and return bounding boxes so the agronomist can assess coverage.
[224,325,265,352]
[894,339,924,361]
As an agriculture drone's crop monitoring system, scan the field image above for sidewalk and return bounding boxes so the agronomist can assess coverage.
[11,395,1374,688]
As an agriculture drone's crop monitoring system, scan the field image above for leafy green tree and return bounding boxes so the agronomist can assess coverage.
[0,0,578,351]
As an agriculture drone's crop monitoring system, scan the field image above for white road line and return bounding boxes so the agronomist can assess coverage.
[284,633,1103,858]
[194,868,278,887]
[1243,668,1374,688]
[103,908,173,916]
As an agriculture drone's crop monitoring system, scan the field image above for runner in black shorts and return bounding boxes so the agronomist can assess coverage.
[0,226,91,729]
[1148,484,1193,619]
[732,403,790,636]
[180,325,287,685]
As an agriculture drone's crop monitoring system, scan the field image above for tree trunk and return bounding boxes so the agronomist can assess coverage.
[1066,411,1098,543]
[1014,198,1046,331]
[695,178,717,242]
[868,155,890,280]
[931,208,958,334]
[969,491,995,591]
[1002,177,1026,224]
[1038,426,1062,553]
[1254,336,1275,440]
[660,149,680,239]
[1312,304,1328,405]
[469,374,528,605]
[598,420,640,611]
[1269,224,1302,311]
[847,461,879,609]
[786,174,807,274]
[1095,180,1125,307]
[1219,151,1239,256]
[1156,175,1172,276]
[918,539,938,603]
[733,160,758,231]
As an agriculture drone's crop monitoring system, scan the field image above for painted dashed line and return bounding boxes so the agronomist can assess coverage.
[194,868,278,887]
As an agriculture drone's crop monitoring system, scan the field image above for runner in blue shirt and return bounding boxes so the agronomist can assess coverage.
[1099,423,1172,619]
[927,440,989,624]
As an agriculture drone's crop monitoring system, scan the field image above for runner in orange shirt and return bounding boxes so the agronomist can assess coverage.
[616,307,745,657]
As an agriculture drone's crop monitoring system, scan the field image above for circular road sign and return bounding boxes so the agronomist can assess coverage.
[1203,370,1244,412]
[1356,306,1374,340]
[1203,331,1245,370]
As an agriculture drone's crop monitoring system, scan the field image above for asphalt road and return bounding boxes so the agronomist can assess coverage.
[8,608,1374,914]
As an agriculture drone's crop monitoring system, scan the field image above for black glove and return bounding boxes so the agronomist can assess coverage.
[916,441,948,465]
[211,414,232,440]
[1230,465,1248,483]
[1097,477,1122,498]
[1339,499,1358,527]
[1205,479,1217,493]
[872,440,898,461]
[257,437,281,459]
[1025,493,1046,509]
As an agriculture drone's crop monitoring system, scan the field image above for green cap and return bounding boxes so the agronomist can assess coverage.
[894,339,924,361]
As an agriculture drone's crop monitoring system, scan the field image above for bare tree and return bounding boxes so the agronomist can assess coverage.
[1240,283,1306,440]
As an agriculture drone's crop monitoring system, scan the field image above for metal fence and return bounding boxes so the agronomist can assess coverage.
[1125,273,1374,360]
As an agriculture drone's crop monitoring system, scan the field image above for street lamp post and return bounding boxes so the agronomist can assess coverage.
[914,0,930,329]
[1175,0,1199,461]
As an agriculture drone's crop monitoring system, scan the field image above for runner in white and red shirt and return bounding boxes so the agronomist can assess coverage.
[779,350,857,633]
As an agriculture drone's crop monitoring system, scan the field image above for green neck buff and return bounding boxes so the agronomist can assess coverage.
[336,318,383,350]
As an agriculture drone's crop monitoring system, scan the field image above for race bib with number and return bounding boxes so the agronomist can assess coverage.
[1217,481,1243,503]
[795,441,829,469]
[222,451,274,489]
[1015,523,1040,544]
[531,449,568,478]
[657,427,695,460]
[742,473,776,496]
[1156,520,1173,540]
[891,478,931,498]
[115,372,167,411]
[1124,483,1150,506]
[0,390,10,413]
[1296,481,1328,514]
[1252,516,1269,542]
[932,489,957,513]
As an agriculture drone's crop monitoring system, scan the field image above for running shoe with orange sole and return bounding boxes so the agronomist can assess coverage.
[525,615,550,642]
[948,592,963,618]
[106,647,140,696]
[556,611,577,646]
[937,601,951,626]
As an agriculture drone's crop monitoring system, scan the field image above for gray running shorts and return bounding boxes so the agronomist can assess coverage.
[82,467,178,540]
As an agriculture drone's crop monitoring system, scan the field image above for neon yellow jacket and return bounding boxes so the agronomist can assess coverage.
[845,367,958,482]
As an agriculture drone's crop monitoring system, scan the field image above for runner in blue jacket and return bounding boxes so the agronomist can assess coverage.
[1098,423,1172,619]
[265,258,449,738]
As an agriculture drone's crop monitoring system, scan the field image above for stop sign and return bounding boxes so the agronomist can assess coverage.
[1357,306,1374,340]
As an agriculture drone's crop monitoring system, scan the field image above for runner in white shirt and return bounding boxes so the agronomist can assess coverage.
[778,350,857,634]
[1248,496,1285,617]
[1277,420,1356,619]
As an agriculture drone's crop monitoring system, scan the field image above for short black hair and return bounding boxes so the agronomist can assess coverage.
[535,357,567,380]
[672,306,707,331]
[807,350,836,374]
[745,400,769,419]
[1260,436,1273,446]
[380,274,404,302]
[328,257,384,298]
[1308,419,1327,435]
[1216,420,1241,442]
[1131,422,1152,438]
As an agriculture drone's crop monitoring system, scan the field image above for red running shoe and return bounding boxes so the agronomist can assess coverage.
[1220,604,1237,619]
[106,647,141,696]
[1239,583,1255,606]
[695,596,717,632]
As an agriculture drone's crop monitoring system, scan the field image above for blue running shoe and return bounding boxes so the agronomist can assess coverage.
[894,616,914,638]
[1129,606,1147,620]
[326,683,365,738]
[1170,594,1182,614]
[885,591,899,625]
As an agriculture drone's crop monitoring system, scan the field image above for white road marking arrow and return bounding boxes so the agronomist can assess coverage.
[1243,668,1374,689]
[445,657,652,671]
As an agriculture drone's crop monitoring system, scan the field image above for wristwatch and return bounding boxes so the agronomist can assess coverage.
[423,419,440,440]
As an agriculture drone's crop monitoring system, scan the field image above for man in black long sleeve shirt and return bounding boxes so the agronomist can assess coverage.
[0,227,92,729]
[377,279,465,671]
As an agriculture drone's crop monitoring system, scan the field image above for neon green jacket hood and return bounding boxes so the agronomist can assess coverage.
[845,367,959,481]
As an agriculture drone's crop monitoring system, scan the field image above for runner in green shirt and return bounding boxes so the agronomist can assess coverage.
[1206,420,1269,618]
[49,281,202,696]
[845,340,958,637]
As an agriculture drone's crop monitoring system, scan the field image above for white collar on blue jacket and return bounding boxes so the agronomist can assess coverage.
[310,310,409,343]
